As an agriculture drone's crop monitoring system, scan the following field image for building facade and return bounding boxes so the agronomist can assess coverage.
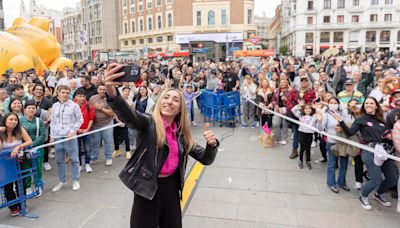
[281,0,400,56]
[269,4,282,53]
[80,0,120,60]
[0,0,4,31]
[61,6,86,60]
[118,0,256,59]
[253,13,272,49]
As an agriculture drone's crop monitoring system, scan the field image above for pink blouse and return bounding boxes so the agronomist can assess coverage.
[159,118,179,176]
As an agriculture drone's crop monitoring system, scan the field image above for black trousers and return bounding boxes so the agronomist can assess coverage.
[114,126,131,151]
[4,179,26,210]
[260,114,273,128]
[354,154,364,183]
[299,132,313,162]
[318,134,327,160]
[130,173,182,228]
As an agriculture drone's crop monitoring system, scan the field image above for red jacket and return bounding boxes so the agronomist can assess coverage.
[75,100,96,130]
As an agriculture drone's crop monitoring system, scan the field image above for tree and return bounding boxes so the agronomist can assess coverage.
[279,45,289,56]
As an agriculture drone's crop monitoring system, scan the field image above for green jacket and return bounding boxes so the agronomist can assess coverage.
[20,115,46,147]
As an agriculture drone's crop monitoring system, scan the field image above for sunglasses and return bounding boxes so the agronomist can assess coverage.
[300,79,308,82]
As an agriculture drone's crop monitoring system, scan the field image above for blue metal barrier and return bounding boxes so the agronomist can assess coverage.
[0,147,40,218]
[200,91,241,126]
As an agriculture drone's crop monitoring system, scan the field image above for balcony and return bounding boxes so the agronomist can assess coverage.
[304,8,317,15]
[347,6,365,13]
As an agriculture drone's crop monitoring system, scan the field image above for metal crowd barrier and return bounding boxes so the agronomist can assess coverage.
[200,90,241,126]
[0,147,41,218]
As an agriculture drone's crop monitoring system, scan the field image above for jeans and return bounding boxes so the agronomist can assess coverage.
[272,115,288,141]
[242,99,255,126]
[55,138,79,182]
[326,143,348,187]
[78,135,92,165]
[361,150,398,197]
[91,124,114,160]
[292,124,299,150]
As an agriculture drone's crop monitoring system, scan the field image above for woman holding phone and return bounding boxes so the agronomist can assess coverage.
[103,63,219,228]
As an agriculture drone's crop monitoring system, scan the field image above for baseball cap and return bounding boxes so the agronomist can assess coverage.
[391,88,400,96]
[345,79,354,85]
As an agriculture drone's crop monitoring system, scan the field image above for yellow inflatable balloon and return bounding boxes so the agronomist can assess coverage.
[0,17,72,75]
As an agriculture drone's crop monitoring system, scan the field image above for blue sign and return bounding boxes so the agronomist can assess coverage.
[192,48,209,53]
[229,47,241,51]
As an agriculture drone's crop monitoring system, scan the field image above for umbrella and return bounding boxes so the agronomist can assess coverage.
[322,48,340,58]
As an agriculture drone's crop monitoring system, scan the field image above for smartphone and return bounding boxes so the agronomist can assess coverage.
[114,65,141,83]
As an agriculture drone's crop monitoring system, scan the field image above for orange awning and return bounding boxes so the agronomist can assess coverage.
[234,50,275,57]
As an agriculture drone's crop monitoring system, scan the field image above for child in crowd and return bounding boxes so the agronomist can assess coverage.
[292,101,317,169]
[183,83,199,126]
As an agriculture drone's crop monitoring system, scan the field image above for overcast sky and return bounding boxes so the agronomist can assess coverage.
[4,0,280,27]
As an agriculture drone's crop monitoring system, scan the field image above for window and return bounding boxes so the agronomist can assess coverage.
[123,9,127,15]
[333,32,344,42]
[337,15,344,23]
[352,15,359,23]
[148,17,152,30]
[384,14,392,22]
[221,10,227,25]
[208,10,215,25]
[166,0,173,3]
[140,19,143,31]
[307,17,313,25]
[337,0,345,8]
[130,6,135,13]
[353,0,359,6]
[196,11,201,26]
[158,15,162,29]
[324,0,331,9]
[124,40,128,46]
[167,13,172,27]
[305,33,313,43]
[130,0,135,4]
[380,31,390,43]
[157,36,163,42]
[140,39,144,44]
[157,0,161,6]
[131,21,135,32]
[370,14,378,22]
[323,16,330,23]
[366,31,376,42]
[307,1,313,10]
[398,31,400,43]
[147,0,152,9]
[371,0,379,5]
[167,35,173,41]
[320,32,330,42]
[131,39,136,45]
[123,0,127,7]
[148,38,153,43]
[124,22,128,34]
[247,9,253,24]
[139,4,143,11]
[385,0,393,4]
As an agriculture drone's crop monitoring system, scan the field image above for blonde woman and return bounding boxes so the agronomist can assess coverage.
[256,78,274,127]
[104,63,219,228]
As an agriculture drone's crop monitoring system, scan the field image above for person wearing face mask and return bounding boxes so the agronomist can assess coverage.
[334,97,399,211]
[316,97,352,194]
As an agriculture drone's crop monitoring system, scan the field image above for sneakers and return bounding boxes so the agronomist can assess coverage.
[105,159,112,166]
[340,185,350,192]
[314,158,327,164]
[298,161,304,169]
[280,140,287,145]
[311,141,317,148]
[52,182,66,192]
[359,196,372,210]
[25,187,32,196]
[329,186,339,193]
[126,152,132,160]
[373,193,391,207]
[289,149,298,159]
[43,162,52,171]
[35,186,43,198]
[112,150,122,158]
[72,181,80,191]
[354,182,362,190]
[10,208,20,217]
[306,161,312,170]
[85,164,93,173]
[242,124,247,128]
[191,121,197,126]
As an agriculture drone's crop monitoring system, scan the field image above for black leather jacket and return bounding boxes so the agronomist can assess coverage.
[107,95,218,200]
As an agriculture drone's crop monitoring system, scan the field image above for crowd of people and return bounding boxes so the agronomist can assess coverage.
[1,50,400,217]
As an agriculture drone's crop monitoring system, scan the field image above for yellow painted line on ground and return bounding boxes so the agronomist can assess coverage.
[181,161,204,211]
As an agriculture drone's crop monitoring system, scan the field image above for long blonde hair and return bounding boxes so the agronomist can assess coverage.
[152,88,195,153]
